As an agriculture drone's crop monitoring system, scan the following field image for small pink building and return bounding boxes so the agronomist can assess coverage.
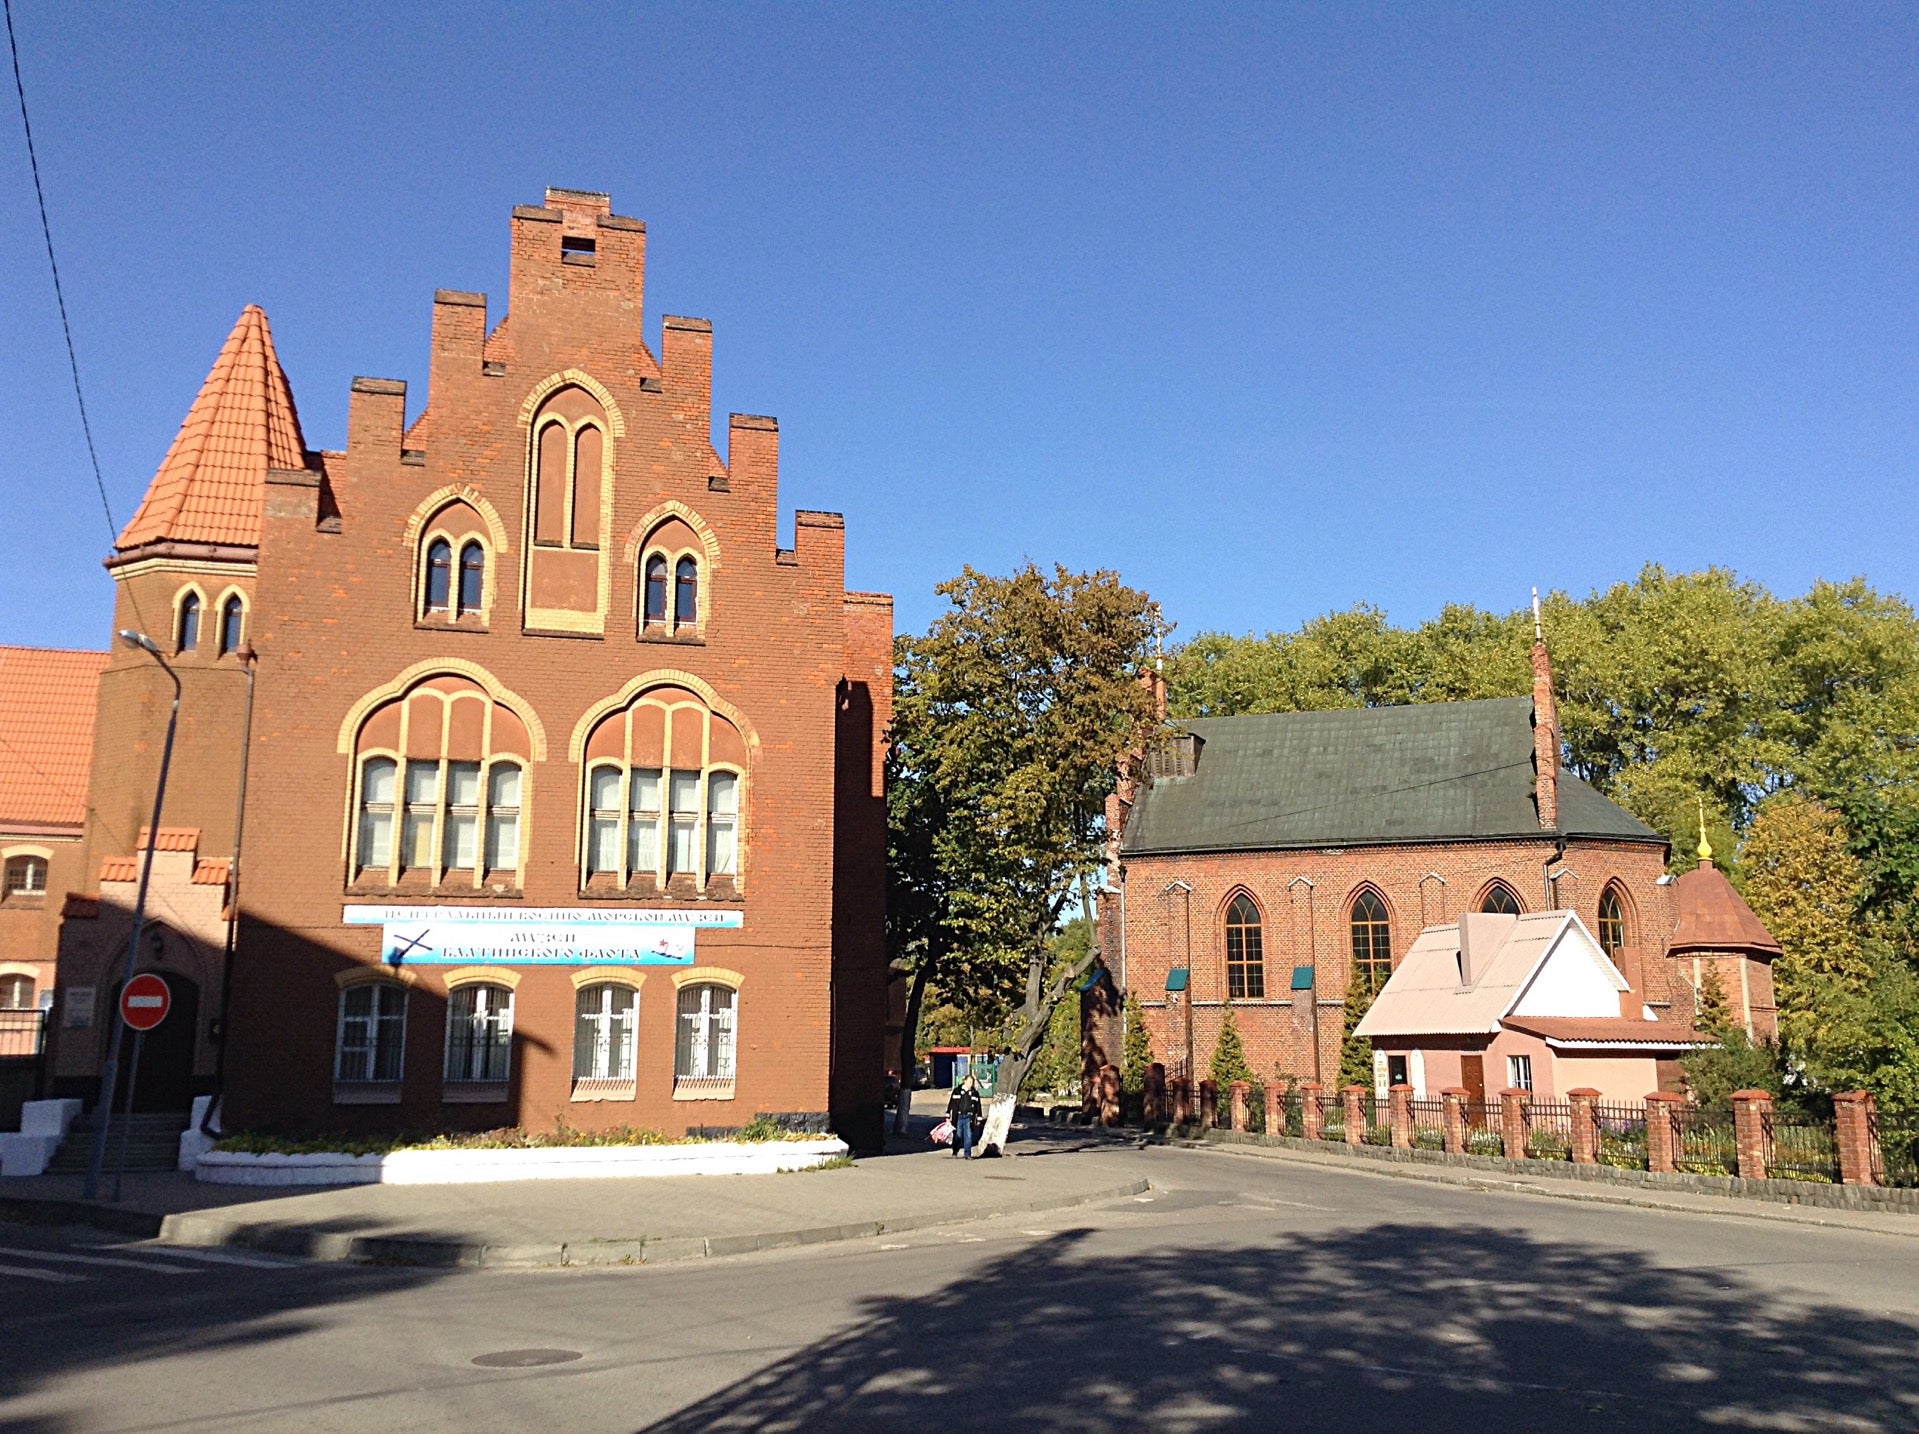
[1354,911,1708,1105]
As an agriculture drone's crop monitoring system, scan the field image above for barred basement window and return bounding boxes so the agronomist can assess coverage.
[574,983,637,1081]
[336,984,407,1083]
[676,983,736,1083]
[445,984,513,1084]
[1224,893,1264,999]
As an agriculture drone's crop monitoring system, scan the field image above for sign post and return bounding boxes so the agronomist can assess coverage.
[110,974,171,1202]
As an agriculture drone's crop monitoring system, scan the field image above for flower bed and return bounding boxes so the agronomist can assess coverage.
[196,1119,847,1186]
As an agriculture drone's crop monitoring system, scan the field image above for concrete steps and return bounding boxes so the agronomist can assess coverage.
[44,1113,188,1173]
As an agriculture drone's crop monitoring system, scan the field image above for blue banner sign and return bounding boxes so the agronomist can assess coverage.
[339,905,741,967]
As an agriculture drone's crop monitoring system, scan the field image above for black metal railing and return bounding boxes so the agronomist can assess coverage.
[1409,1098,1447,1150]
[1592,1102,1649,1170]
[1869,1111,1919,1188]
[1675,1106,1736,1176]
[1524,1099,1574,1161]
[1763,1113,1840,1183]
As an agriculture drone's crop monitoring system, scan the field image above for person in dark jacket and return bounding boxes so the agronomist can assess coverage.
[947,1075,983,1159]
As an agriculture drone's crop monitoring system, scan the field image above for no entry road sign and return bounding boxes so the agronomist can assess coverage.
[120,973,171,1032]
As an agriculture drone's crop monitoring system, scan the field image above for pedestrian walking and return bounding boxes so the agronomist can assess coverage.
[947,1074,982,1159]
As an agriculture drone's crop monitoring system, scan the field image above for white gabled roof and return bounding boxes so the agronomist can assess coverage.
[1354,910,1629,1040]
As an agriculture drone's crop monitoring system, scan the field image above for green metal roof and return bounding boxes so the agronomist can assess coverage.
[1120,697,1662,856]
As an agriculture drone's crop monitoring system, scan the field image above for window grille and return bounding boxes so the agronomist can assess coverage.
[574,983,637,1081]
[445,984,513,1084]
[675,983,736,1082]
[336,983,407,1083]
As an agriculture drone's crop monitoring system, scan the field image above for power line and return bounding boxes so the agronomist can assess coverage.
[5,0,124,552]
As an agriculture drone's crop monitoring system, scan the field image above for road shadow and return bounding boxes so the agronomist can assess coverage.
[1,1224,464,1432]
[639,1221,1919,1432]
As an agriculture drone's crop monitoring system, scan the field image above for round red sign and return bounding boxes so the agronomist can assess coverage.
[120,973,171,1032]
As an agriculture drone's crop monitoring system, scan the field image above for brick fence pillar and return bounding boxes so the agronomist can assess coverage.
[1143,1063,1166,1126]
[1264,1083,1282,1137]
[1229,1080,1250,1133]
[1099,1064,1121,1127]
[1567,1088,1600,1164]
[1644,1091,1682,1174]
[1833,1090,1881,1186]
[1441,1088,1467,1155]
[1343,1085,1366,1147]
[1199,1080,1218,1131]
[1500,1089,1530,1161]
[1171,1077,1191,1127]
[1301,1083,1324,1141]
[1731,1089,1772,1181]
[1389,1084,1413,1148]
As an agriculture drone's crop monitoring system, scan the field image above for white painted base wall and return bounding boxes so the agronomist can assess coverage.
[195,1137,850,1186]
[0,1099,82,1178]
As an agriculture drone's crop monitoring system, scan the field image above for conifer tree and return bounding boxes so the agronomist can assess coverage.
[1121,991,1154,1092]
[1209,1005,1254,1088]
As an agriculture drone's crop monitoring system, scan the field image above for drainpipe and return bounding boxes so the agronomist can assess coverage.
[1288,875,1319,1086]
[1543,836,1566,910]
[1115,864,1127,1052]
[206,643,257,1135]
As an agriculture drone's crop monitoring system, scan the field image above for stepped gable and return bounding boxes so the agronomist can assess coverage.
[0,645,108,827]
[1667,860,1781,955]
[116,305,308,552]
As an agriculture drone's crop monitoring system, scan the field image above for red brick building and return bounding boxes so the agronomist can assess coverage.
[47,188,893,1148]
[1105,643,1691,1090]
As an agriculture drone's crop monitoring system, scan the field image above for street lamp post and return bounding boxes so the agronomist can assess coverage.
[83,631,181,1202]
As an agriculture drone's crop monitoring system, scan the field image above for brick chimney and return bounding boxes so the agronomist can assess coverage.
[1531,589,1560,830]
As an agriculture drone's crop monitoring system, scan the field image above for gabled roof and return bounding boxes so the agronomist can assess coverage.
[0,646,107,828]
[1355,910,1630,1039]
[1119,698,1661,855]
[116,305,307,551]
[1668,861,1781,956]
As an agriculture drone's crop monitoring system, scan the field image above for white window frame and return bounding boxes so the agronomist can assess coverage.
[1507,1053,1534,1094]
[335,983,408,1086]
[573,983,638,1083]
[444,983,513,1085]
[675,983,737,1084]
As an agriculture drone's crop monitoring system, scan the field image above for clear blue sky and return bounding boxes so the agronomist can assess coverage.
[2,5,1914,651]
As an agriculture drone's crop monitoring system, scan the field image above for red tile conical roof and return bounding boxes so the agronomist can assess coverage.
[1668,861,1782,955]
[116,305,307,550]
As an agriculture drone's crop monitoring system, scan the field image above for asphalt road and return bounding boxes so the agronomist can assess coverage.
[6,1143,1919,1432]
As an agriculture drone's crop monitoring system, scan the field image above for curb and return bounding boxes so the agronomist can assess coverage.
[1,1177,1151,1269]
[1176,1137,1919,1238]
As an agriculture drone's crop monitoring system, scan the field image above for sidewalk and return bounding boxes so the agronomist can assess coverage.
[1182,1129,1919,1240]
[0,1121,1148,1268]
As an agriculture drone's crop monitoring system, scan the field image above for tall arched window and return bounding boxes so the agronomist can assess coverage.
[675,557,699,627]
[1480,882,1524,916]
[218,595,244,655]
[1224,893,1264,999]
[424,539,452,612]
[1350,889,1393,996]
[581,684,749,892]
[1597,885,1627,961]
[458,542,485,616]
[643,555,668,627]
[176,593,201,652]
[349,675,534,886]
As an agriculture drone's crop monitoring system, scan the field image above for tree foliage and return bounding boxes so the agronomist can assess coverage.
[1121,991,1155,1093]
[887,564,1163,1103]
[1209,1006,1254,1089]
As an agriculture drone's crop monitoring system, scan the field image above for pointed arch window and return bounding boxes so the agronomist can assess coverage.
[218,595,244,655]
[1224,893,1264,999]
[424,540,452,612]
[675,557,699,627]
[1479,882,1524,916]
[1597,886,1627,960]
[176,593,201,653]
[644,555,669,627]
[458,542,485,615]
[1350,889,1393,995]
